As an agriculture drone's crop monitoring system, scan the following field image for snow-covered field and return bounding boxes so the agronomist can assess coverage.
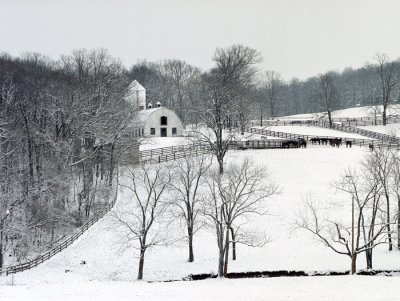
[280,104,400,120]
[256,125,373,140]
[2,276,400,301]
[358,124,400,137]
[3,147,399,285]
[2,124,400,300]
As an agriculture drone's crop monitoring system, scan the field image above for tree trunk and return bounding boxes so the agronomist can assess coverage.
[217,126,224,175]
[230,227,236,260]
[328,110,333,127]
[137,247,145,280]
[108,139,116,187]
[383,106,387,126]
[223,228,230,277]
[218,158,224,174]
[0,230,3,270]
[218,247,224,277]
[385,193,393,251]
[365,248,373,270]
[351,253,357,275]
[394,195,400,250]
[188,226,194,262]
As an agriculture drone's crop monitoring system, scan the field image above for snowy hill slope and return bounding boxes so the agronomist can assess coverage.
[281,105,400,120]
[255,125,374,140]
[3,146,400,286]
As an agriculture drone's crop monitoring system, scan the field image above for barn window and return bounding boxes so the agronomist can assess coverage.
[160,116,167,126]
[142,128,144,135]
[172,128,177,135]
[150,128,155,135]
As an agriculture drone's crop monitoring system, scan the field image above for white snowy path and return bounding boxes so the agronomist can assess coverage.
[3,147,400,287]
[2,276,400,301]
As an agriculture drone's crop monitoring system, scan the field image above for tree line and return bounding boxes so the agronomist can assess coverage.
[129,52,400,126]
[0,49,134,268]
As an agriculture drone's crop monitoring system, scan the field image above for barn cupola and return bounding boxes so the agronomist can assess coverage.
[147,103,152,109]
[156,101,161,107]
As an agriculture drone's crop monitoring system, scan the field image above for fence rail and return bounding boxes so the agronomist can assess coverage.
[230,139,290,149]
[139,143,212,164]
[245,127,394,148]
[316,121,400,144]
[0,189,118,276]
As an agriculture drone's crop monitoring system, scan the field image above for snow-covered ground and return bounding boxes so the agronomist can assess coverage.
[139,129,278,151]
[3,147,399,288]
[280,104,400,120]
[358,124,400,137]
[255,125,374,140]
[139,137,193,151]
[2,123,400,300]
[2,276,400,301]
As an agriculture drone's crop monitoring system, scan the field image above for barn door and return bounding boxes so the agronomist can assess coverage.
[160,128,167,137]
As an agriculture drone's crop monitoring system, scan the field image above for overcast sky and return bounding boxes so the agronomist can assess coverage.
[1,0,400,80]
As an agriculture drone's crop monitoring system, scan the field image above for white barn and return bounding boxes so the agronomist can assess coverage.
[135,106,183,137]
[126,80,184,137]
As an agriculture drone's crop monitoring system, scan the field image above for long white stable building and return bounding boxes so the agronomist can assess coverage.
[126,80,183,137]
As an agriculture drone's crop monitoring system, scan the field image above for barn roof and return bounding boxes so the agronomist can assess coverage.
[136,107,161,125]
[130,107,179,128]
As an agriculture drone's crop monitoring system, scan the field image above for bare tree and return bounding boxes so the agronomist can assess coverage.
[169,151,212,262]
[289,77,301,115]
[162,59,201,123]
[202,158,278,277]
[390,152,400,249]
[262,70,283,118]
[363,147,394,251]
[375,53,396,125]
[236,94,255,135]
[296,170,387,273]
[112,163,172,280]
[193,44,261,174]
[318,72,338,127]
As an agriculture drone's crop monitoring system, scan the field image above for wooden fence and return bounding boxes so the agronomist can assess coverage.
[0,190,118,276]
[230,139,290,149]
[245,127,391,148]
[317,121,400,144]
[139,143,212,164]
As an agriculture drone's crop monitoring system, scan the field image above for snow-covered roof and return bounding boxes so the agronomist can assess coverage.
[129,107,182,128]
[136,107,162,124]
[129,107,167,127]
